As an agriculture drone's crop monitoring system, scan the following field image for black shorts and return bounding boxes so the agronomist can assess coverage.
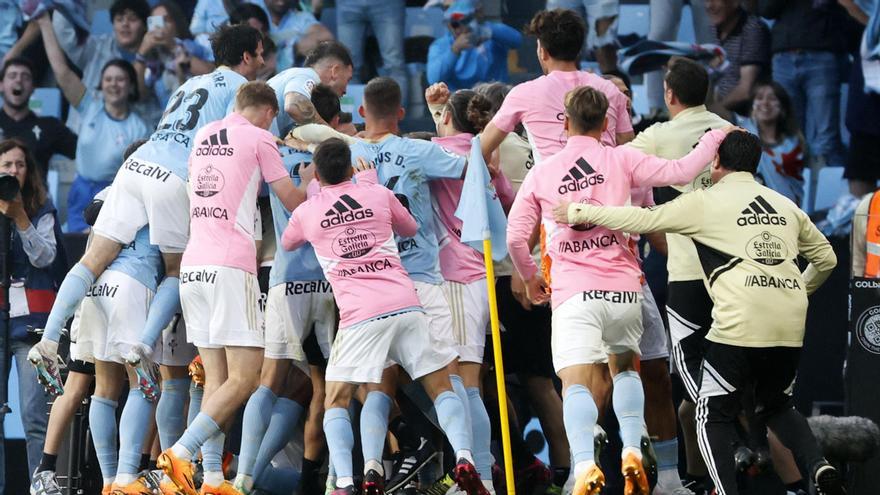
[485,276,555,378]
[699,343,800,418]
[67,358,95,375]
[845,131,880,183]
[666,280,714,402]
[302,328,327,368]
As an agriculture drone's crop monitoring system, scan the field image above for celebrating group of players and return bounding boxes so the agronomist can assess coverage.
[22,6,845,495]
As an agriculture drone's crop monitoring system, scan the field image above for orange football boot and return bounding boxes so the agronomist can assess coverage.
[622,452,650,495]
[157,449,198,495]
[572,464,605,495]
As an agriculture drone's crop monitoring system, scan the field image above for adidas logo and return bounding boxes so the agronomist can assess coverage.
[737,195,787,226]
[195,128,234,156]
[321,194,374,228]
[558,157,604,194]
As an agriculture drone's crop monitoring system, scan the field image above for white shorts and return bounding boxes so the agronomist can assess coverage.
[93,157,190,253]
[264,281,337,363]
[326,310,457,384]
[73,270,154,364]
[68,306,91,364]
[413,281,459,357]
[639,282,669,361]
[181,265,264,349]
[550,291,643,372]
[443,279,489,364]
[153,314,198,367]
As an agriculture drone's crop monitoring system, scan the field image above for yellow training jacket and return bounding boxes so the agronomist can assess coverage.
[567,172,837,348]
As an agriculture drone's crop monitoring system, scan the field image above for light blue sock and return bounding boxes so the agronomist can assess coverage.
[434,390,472,455]
[654,438,679,472]
[89,396,118,480]
[176,412,221,456]
[255,465,301,494]
[44,263,95,342]
[449,375,472,430]
[324,407,354,479]
[239,386,277,477]
[612,371,646,451]
[202,431,226,474]
[157,378,189,450]
[139,277,181,349]
[467,387,493,480]
[117,390,154,475]
[253,397,305,479]
[563,385,599,466]
[360,392,392,467]
[187,382,203,427]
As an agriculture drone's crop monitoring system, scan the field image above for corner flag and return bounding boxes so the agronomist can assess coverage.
[455,136,508,261]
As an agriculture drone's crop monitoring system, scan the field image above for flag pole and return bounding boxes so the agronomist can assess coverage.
[482,237,516,495]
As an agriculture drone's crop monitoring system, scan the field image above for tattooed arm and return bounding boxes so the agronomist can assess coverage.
[284,91,329,126]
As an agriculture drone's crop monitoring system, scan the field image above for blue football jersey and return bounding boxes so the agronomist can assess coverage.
[349,136,466,284]
[108,226,163,292]
[267,67,321,137]
[268,146,325,286]
[133,68,248,179]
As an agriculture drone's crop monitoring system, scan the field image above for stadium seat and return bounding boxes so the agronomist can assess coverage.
[618,4,650,38]
[405,6,445,40]
[30,87,63,119]
[91,9,112,36]
[814,166,849,212]
[340,83,365,124]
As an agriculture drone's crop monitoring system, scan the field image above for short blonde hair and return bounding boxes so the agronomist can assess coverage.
[235,81,279,113]
[564,86,608,133]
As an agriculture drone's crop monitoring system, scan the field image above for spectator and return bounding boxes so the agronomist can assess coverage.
[37,14,149,233]
[231,2,272,33]
[757,0,851,168]
[545,0,619,74]
[644,0,712,118]
[336,0,408,105]
[705,0,771,115]
[135,1,215,110]
[0,0,22,62]
[250,0,332,71]
[842,0,880,199]
[0,138,65,487]
[190,0,233,38]
[427,0,523,91]
[737,81,806,204]
[0,57,77,178]
[51,0,151,95]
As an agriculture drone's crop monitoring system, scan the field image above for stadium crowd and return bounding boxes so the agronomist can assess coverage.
[0,0,875,495]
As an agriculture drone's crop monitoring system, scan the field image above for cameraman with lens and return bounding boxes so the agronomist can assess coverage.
[0,137,64,485]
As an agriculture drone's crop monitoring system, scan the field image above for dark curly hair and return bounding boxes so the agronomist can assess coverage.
[0,138,48,218]
[525,9,586,62]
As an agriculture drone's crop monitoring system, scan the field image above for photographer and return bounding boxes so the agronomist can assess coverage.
[427,0,522,91]
[0,137,63,484]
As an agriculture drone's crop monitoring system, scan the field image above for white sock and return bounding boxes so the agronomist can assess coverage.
[102,476,115,487]
[233,473,254,491]
[337,476,354,488]
[170,443,193,460]
[456,449,475,465]
[482,479,496,494]
[114,473,136,486]
[573,460,597,478]
[657,468,683,488]
[364,459,384,476]
[203,471,224,487]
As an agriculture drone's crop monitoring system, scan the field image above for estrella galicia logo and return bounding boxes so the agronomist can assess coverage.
[194,165,225,197]
[558,157,604,194]
[332,226,378,259]
[856,305,880,354]
[745,231,788,266]
[321,194,374,228]
[195,128,234,156]
[738,195,787,226]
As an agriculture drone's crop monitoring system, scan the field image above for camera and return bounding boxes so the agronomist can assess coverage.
[0,173,20,202]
